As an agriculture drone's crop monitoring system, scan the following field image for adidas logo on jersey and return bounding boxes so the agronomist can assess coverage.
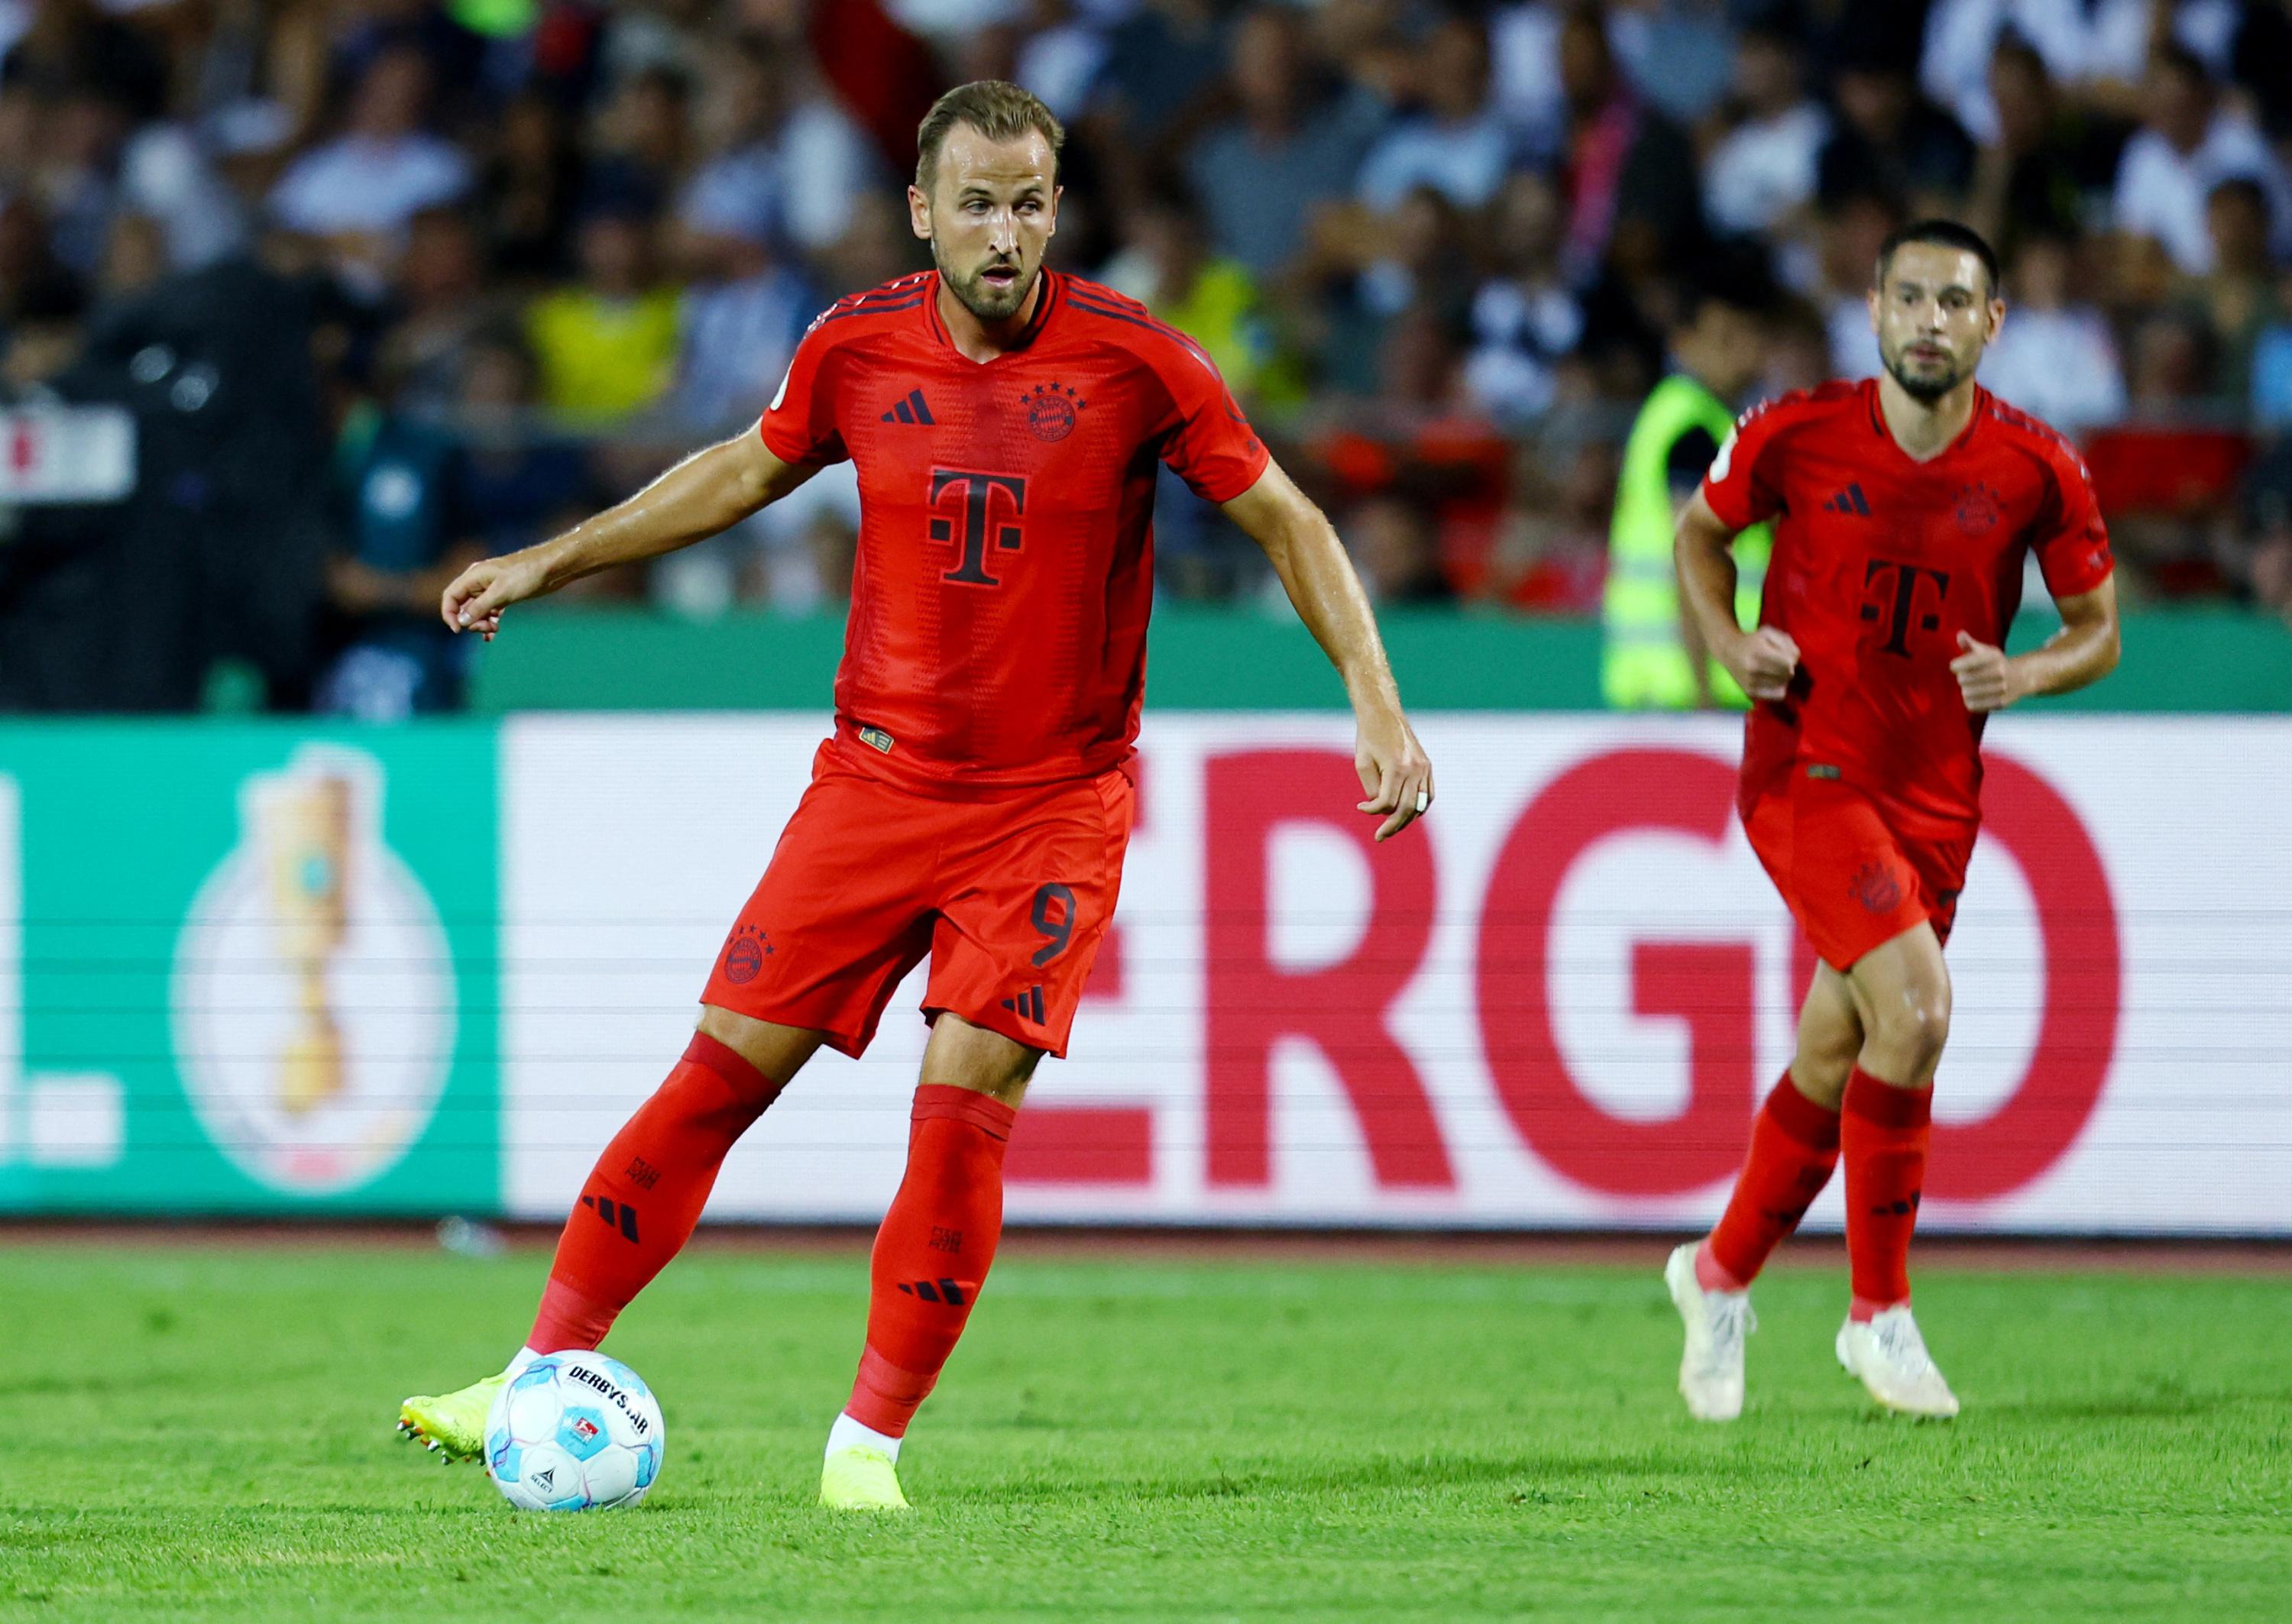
[1823,483,1873,516]
[1000,985,1047,1024]
[880,388,935,425]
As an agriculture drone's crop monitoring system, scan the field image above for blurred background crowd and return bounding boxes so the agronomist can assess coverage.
[1,0,2290,713]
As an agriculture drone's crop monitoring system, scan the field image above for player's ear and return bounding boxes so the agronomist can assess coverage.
[908,184,932,242]
[1866,286,1882,336]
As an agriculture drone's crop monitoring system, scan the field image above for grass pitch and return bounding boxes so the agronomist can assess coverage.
[2,1241,2287,1622]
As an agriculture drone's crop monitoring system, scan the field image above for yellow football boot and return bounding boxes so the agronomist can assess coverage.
[396,1372,507,1462]
[820,1446,911,1512]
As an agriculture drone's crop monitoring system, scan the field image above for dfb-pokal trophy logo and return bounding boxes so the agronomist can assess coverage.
[172,746,457,1195]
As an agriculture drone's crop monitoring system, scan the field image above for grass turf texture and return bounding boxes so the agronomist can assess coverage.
[2,1246,2287,1622]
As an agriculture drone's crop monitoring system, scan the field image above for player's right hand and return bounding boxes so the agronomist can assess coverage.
[440,553,549,642]
[1725,626,1802,701]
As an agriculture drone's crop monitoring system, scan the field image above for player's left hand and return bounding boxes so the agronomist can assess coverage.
[1355,707,1433,842]
[1950,632,2022,713]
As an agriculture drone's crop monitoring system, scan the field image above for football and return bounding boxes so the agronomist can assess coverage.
[484,1351,665,1512]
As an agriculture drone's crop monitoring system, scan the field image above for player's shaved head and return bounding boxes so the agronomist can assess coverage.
[911,82,1063,328]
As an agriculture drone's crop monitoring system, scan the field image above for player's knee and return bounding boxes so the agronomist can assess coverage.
[1871,990,1950,1072]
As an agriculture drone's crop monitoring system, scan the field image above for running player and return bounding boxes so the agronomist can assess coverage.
[396,81,1433,1509]
[1663,220,2119,1421]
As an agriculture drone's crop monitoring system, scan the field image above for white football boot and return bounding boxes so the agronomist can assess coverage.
[1665,1243,1754,1422]
[1836,1304,1960,1419]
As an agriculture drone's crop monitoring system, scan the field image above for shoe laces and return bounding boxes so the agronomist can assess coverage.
[1703,1293,1755,1369]
[1871,1310,1933,1375]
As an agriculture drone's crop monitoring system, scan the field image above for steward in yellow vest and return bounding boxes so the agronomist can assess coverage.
[1603,287,1772,707]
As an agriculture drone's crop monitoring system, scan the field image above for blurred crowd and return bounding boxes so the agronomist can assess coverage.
[1,0,2290,713]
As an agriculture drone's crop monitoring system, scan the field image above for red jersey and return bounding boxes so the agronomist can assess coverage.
[1701,379,2112,837]
[758,268,1270,788]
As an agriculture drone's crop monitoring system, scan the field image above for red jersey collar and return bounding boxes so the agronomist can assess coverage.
[924,266,1060,361]
[1861,376,1990,466]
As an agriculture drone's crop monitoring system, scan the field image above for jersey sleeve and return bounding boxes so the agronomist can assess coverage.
[756,314,850,467]
[1698,400,1791,530]
[2032,442,2114,600]
[1150,339,1271,503]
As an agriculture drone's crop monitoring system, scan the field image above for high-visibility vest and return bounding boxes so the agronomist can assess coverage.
[1601,374,1771,709]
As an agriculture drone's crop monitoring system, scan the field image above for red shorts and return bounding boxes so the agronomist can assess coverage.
[1742,772,1976,972]
[701,740,1136,1058]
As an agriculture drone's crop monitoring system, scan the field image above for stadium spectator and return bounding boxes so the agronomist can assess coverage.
[2110,45,2290,277]
[588,62,696,221]
[452,331,594,565]
[1182,7,1383,277]
[1604,0,1738,128]
[1961,39,2102,264]
[481,91,582,280]
[2177,179,2281,406]
[1980,232,2128,435]
[1086,0,1229,150]
[1701,24,1827,238]
[525,196,680,425]
[383,207,498,416]
[681,37,876,257]
[0,0,167,121]
[1347,493,1457,606]
[1815,49,1975,218]
[267,46,472,276]
[1463,170,1590,426]
[1355,16,1507,215]
[1817,191,1902,380]
[1096,181,1281,404]
[1478,429,1612,613]
[2253,267,2292,429]
[317,387,480,721]
[1917,0,2184,144]
[1552,5,1700,284]
[668,190,814,435]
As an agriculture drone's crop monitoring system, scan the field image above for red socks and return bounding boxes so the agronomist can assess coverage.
[528,1032,785,1353]
[1842,1066,1932,1319]
[843,1085,1017,1438]
[1698,1073,1842,1291]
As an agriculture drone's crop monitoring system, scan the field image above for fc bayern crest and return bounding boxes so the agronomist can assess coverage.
[1850,862,1904,914]
[1954,481,2002,535]
[1022,381,1083,442]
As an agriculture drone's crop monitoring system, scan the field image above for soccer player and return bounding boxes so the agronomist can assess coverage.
[1663,220,2119,1421]
[395,81,1433,1510]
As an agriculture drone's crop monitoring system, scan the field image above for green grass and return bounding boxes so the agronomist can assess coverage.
[2,1244,2287,1622]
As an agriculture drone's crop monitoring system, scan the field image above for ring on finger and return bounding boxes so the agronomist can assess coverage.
[1413,789,1429,814]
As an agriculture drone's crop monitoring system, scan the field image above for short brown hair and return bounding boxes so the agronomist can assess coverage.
[915,79,1064,194]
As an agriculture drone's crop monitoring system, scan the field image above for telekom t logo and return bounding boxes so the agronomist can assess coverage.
[1860,559,1953,656]
[928,468,1028,587]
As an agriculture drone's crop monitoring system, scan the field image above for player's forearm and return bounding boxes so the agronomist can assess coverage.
[2006,613,2120,700]
[1263,510,1405,716]
[1675,510,1746,662]
[531,435,780,591]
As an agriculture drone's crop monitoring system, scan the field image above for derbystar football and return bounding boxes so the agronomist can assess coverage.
[484,1351,664,1512]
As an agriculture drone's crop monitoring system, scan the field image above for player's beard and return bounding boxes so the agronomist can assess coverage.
[937,243,1035,323]
[1883,341,1970,404]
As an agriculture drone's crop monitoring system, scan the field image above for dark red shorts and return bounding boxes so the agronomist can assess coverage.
[700,740,1135,1058]
[1742,774,1976,972]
